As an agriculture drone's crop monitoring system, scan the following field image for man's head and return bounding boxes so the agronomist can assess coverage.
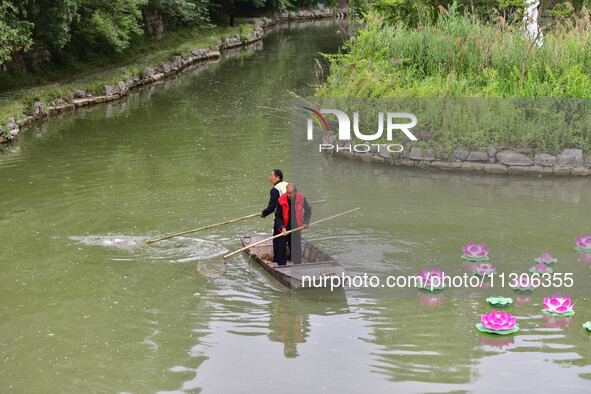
[286,183,297,200]
[270,169,283,184]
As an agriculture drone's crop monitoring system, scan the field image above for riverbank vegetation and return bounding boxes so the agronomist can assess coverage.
[319,1,591,97]
[0,0,340,131]
[315,1,591,154]
[0,0,339,92]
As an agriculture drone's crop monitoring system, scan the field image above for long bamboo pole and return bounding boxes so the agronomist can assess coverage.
[223,207,361,259]
[145,199,328,244]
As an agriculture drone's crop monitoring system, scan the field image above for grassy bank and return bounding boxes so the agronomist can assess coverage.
[315,3,591,154]
[318,6,591,97]
[0,21,253,127]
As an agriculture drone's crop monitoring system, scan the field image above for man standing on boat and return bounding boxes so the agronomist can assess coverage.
[261,169,288,219]
[274,183,311,266]
[262,169,288,264]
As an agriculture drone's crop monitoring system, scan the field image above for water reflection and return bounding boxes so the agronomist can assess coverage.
[418,294,445,308]
[542,315,574,329]
[479,335,515,350]
[267,293,349,358]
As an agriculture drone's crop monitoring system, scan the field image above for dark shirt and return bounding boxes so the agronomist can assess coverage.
[275,195,312,231]
[262,182,281,217]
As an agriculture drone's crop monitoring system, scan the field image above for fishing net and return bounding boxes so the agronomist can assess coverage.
[197,255,227,278]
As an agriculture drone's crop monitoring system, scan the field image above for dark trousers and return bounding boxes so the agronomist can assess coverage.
[273,225,302,266]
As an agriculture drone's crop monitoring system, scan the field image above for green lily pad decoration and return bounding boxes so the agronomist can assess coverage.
[473,271,495,277]
[476,323,519,335]
[487,297,513,307]
[542,309,575,317]
[574,246,591,252]
[535,258,558,265]
[462,255,490,262]
[512,286,535,292]
[583,321,591,332]
[529,265,553,274]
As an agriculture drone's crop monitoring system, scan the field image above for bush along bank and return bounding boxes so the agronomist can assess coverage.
[0,7,349,145]
[321,134,591,177]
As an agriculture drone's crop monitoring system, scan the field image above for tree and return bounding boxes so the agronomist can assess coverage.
[77,0,148,53]
[0,1,34,64]
[148,0,213,28]
[26,0,81,50]
[235,0,296,12]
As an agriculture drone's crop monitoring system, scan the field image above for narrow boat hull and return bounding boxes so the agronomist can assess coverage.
[240,234,348,290]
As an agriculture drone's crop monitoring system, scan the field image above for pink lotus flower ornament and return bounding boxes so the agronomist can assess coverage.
[535,252,557,265]
[575,235,591,251]
[462,242,490,261]
[473,262,496,276]
[543,293,576,316]
[529,262,553,274]
[416,268,446,291]
[477,310,519,334]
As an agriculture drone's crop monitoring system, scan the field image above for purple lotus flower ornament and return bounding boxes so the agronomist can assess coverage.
[416,268,446,291]
[575,235,591,251]
[476,310,519,335]
[535,252,558,266]
[543,293,576,316]
[473,262,496,277]
[529,262,553,274]
[462,242,490,262]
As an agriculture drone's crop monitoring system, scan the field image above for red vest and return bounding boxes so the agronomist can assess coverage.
[278,192,305,230]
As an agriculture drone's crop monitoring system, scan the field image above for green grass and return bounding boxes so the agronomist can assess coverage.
[314,4,591,155]
[318,5,591,97]
[0,20,255,94]
[0,20,255,127]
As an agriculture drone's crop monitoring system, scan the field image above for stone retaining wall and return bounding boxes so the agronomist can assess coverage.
[0,8,351,145]
[324,134,591,177]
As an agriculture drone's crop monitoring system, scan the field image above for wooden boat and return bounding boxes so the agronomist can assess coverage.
[239,234,348,290]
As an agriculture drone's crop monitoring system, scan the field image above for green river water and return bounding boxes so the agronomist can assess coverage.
[1,19,591,393]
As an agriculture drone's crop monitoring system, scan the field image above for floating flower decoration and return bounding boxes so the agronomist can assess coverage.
[416,268,446,291]
[542,315,573,329]
[462,242,490,261]
[486,297,513,307]
[543,293,576,316]
[535,252,558,266]
[511,276,536,292]
[584,321,591,333]
[476,310,519,335]
[473,262,496,277]
[575,235,591,251]
[529,262,553,274]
